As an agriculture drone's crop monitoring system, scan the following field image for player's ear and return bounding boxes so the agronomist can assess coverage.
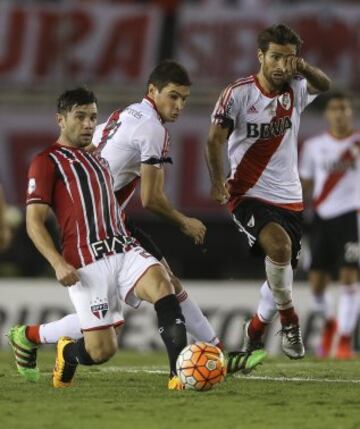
[56,113,65,130]
[148,83,159,99]
[257,49,264,65]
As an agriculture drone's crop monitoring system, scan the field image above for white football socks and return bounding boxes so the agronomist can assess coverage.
[311,290,335,321]
[39,313,82,344]
[177,290,220,346]
[257,281,277,323]
[265,256,294,310]
[338,284,359,336]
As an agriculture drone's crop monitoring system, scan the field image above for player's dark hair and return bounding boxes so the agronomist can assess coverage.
[57,87,98,114]
[258,24,303,54]
[147,60,192,91]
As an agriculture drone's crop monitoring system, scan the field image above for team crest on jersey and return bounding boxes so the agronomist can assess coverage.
[90,300,109,319]
[278,92,291,110]
[28,178,36,194]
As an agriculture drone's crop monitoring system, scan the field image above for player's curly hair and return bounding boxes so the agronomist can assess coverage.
[57,87,98,114]
[147,60,191,91]
[257,24,303,54]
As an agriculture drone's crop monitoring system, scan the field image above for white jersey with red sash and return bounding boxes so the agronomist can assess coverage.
[299,131,360,219]
[211,75,317,212]
[92,97,171,210]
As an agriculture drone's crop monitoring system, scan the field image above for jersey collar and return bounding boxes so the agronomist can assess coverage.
[253,74,289,98]
[143,96,164,123]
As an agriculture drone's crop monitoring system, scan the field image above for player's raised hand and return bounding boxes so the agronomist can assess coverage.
[53,258,80,287]
[180,217,207,245]
[210,181,230,206]
[284,55,306,78]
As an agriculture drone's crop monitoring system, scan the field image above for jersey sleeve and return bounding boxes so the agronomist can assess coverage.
[135,120,171,169]
[92,122,106,148]
[298,139,314,180]
[291,77,318,112]
[26,153,56,205]
[211,84,238,131]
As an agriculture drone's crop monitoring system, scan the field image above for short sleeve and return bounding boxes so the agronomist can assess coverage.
[299,139,314,180]
[92,122,106,148]
[211,84,238,130]
[26,153,56,205]
[135,120,171,169]
[291,77,317,112]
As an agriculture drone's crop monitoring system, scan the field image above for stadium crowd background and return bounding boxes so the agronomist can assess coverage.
[0,0,359,280]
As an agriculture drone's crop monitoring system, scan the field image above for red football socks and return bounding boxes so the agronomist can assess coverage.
[25,325,41,344]
[279,307,299,326]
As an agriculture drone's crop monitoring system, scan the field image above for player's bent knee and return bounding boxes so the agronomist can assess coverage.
[135,265,175,303]
[268,240,292,263]
[87,341,117,363]
[85,332,118,363]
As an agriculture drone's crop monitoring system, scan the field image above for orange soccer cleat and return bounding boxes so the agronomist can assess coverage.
[335,335,355,360]
[320,319,337,358]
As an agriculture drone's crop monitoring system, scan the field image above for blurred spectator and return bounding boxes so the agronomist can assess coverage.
[0,204,59,277]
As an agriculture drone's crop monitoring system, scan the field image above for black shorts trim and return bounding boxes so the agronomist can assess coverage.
[232,198,303,269]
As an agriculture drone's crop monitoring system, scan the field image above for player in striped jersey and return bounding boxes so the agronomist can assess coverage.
[300,93,360,359]
[9,88,188,389]
[206,24,331,359]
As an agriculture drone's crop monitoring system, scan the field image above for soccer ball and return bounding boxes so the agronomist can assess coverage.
[176,342,226,391]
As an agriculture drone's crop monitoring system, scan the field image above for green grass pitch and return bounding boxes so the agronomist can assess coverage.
[1,349,360,429]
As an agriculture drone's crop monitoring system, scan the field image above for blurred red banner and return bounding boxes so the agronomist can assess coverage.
[0,3,162,84]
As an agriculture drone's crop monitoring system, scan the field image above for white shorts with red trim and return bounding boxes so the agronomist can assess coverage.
[68,246,160,330]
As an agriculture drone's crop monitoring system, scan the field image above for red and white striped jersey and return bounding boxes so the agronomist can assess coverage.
[211,75,317,212]
[92,97,170,210]
[299,131,360,219]
[26,144,134,269]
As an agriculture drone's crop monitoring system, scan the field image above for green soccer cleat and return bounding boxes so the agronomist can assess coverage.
[226,349,267,375]
[7,325,40,382]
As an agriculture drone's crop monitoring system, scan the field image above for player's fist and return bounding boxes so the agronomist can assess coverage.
[180,217,207,245]
[210,182,230,205]
[53,258,80,287]
[284,55,306,77]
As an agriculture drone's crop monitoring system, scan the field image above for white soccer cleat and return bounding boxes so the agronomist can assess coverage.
[279,324,305,360]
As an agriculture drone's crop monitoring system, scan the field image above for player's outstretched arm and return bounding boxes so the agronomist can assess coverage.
[26,204,80,286]
[206,123,230,205]
[140,164,206,245]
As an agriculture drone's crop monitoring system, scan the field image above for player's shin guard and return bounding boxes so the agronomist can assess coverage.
[63,338,97,366]
[176,289,220,346]
[265,257,298,326]
[39,314,82,344]
[154,294,187,377]
[257,281,277,323]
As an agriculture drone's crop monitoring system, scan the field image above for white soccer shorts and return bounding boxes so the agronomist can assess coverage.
[68,246,160,331]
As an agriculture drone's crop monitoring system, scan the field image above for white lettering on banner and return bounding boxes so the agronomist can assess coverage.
[0,4,161,83]
[1,280,358,355]
[176,5,360,89]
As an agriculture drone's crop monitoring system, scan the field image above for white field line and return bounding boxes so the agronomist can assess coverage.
[41,366,360,384]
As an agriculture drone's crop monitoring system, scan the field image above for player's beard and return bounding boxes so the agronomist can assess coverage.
[263,64,287,92]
